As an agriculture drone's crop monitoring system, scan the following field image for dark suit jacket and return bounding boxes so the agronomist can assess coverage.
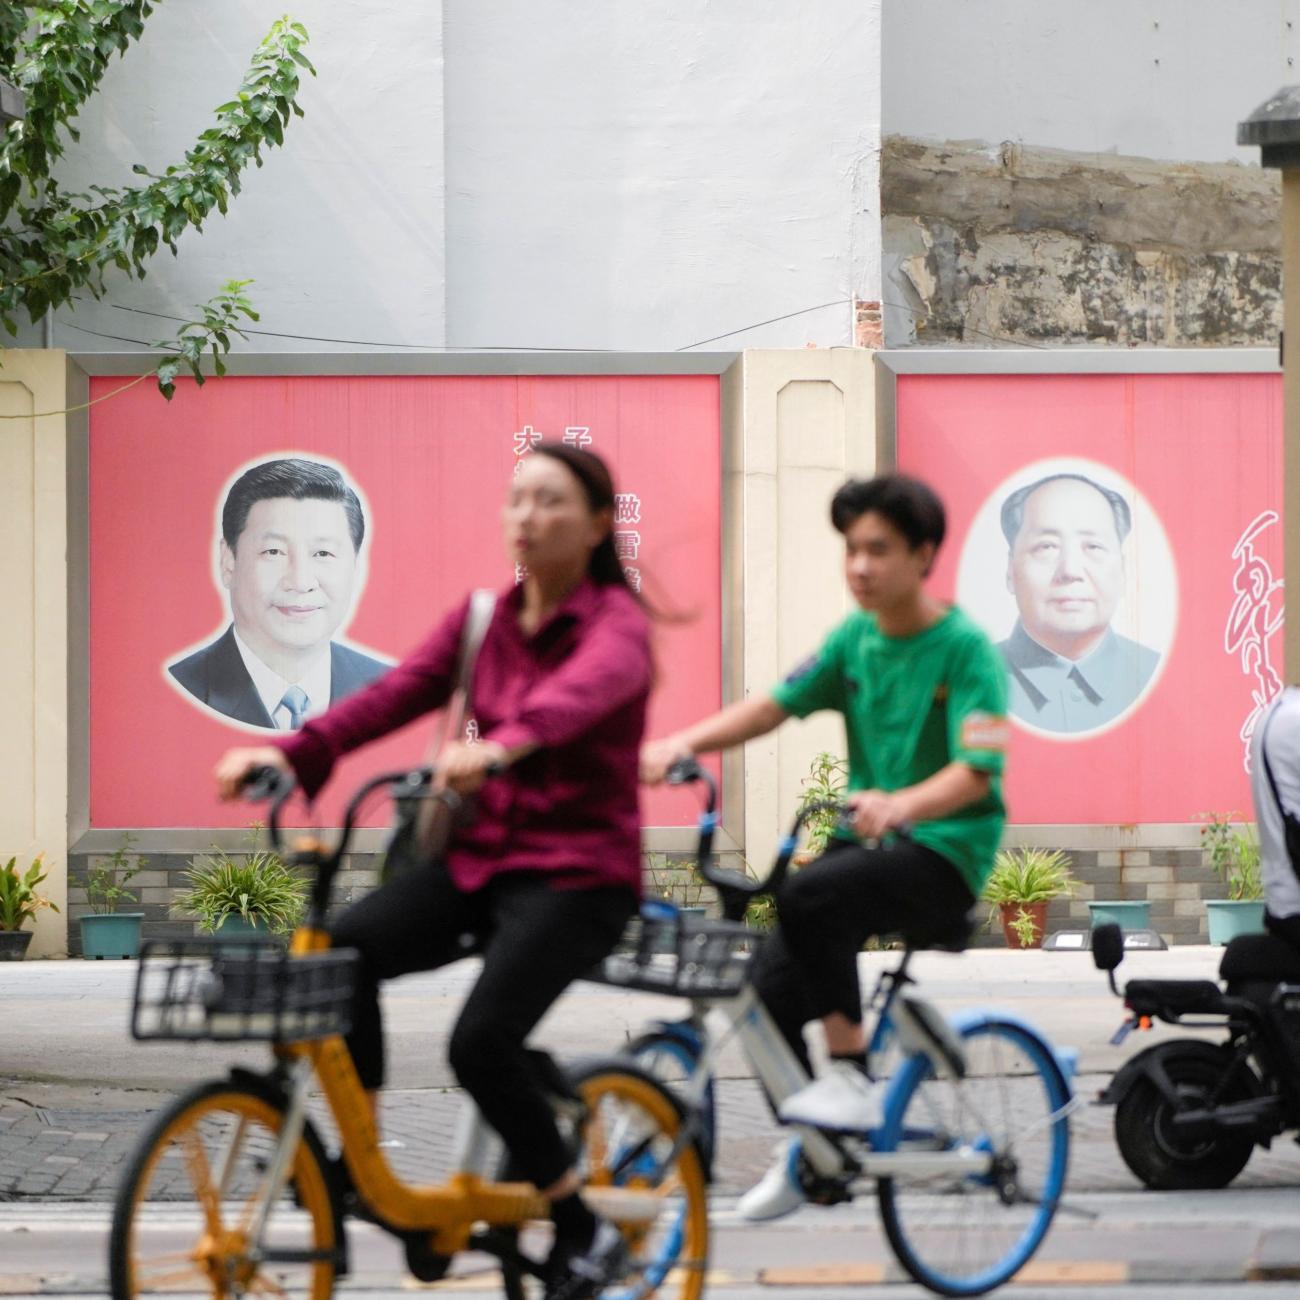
[167,625,390,728]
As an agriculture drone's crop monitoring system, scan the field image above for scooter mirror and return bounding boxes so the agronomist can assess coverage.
[1091,923,1124,973]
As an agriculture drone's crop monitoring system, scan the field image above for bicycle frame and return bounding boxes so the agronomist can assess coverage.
[238,771,663,1261]
[648,948,1000,1187]
[633,762,1000,1184]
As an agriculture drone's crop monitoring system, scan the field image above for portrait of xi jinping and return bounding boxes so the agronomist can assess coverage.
[167,457,392,730]
[998,472,1159,735]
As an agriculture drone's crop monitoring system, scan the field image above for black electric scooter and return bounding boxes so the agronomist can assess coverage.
[1092,921,1300,1189]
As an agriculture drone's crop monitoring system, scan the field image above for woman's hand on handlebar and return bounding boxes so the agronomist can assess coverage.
[436,740,507,795]
[640,735,693,786]
[845,789,911,840]
[214,747,292,802]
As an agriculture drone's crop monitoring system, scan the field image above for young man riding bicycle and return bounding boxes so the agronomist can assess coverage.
[642,472,1010,1220]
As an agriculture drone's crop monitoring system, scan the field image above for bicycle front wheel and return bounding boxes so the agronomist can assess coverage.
[625,1027,716,1169]
[876,1018,1071,1297]
[109,1076,338,1300]
[569,1058,710,1300]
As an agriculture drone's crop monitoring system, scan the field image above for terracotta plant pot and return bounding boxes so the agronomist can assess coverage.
[998,901,1049,949]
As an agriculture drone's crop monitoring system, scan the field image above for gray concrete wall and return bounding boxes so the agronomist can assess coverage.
[441,1,881,351]
[883,0,1300,165]
[46,1,447,356]
[42,1,881,356]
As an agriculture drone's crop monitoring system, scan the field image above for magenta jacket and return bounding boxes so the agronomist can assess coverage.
[276,577,651,895]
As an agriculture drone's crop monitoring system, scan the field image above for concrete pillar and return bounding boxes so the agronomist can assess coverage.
[724,348,875,873]
[0,350,74,957]
[1241,89,1300,677]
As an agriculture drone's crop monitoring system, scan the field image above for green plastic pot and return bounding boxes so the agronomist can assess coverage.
[80,912,144,959]
[1087,900,1152,932]
[1205,899,1266,946]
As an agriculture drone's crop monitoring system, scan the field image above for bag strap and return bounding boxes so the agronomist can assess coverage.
[413,589,498,859]
[1260,697,1300,887]
[430,588,497,760]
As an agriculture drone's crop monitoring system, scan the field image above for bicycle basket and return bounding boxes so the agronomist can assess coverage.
[131,938,358,1043]
[593,909,754,998]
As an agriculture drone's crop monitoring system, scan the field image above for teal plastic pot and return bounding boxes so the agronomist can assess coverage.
[80,912,144,959]
[1205,899,1266,946]
[1087,900,1152,932]
[214,914,267,940]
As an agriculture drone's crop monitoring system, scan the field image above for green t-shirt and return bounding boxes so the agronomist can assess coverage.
[770,605,1009,897]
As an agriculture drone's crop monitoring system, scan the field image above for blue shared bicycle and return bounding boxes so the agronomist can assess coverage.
[594,760,1077,1297]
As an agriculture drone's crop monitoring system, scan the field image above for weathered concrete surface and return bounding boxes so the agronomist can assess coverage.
[882,136,1283,348]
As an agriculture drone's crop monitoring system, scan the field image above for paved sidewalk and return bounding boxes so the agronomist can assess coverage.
[5,943,1300,1201]
[4,1070,1300,1202]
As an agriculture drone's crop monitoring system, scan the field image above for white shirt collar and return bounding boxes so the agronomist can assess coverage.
[231,627,332,730]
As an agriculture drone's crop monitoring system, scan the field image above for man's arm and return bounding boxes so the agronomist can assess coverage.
[641,696,788,782]
[849,763,991,840]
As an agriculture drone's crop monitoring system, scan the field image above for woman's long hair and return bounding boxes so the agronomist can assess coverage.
[532,441,639,597]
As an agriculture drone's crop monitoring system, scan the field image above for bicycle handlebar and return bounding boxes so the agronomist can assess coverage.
[239,763,458,928]
[663,759,912,921]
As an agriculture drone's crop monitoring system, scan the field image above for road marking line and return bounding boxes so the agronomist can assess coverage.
[759,1263,886,1286]
[1012,1260,1129,1285]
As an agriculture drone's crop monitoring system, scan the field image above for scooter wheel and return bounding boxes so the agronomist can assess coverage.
[1114,1061,1256,1190]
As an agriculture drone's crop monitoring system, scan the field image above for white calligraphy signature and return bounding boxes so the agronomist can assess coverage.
[1225,511,1285,772]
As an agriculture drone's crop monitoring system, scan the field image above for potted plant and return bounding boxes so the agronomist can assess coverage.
[172,830,306,939]
[796,752,850,864]
[0,854,58,961]
[983,847,1075,949]
[1199,812,1266,945]
[646,855,709,917]
[80,833,146,959]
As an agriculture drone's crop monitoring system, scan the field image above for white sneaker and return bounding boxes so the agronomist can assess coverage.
[736,1137,807,1222]
[777,1062,883,1133]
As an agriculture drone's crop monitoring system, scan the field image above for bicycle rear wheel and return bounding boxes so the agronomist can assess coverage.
[109,1075,338,1300]
[876,1018,1070,1297]
[569,1058,710,1300]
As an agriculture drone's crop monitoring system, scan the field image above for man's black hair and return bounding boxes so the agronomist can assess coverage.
[999,473,1131,547]
[222,458,365,552]
[829,473,947,553]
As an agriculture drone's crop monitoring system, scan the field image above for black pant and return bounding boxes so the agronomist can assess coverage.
[751,839,975,1075]
[330,862,635,1189]
[1266,909,1300,951]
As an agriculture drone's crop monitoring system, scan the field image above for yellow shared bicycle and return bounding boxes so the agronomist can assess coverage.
[109,768,708,1300]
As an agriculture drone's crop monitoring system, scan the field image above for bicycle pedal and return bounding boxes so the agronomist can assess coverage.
[401,1231,452,1283]
[797,1164,854,1207]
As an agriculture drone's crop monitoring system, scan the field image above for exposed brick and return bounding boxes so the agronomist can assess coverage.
[126,870,169,888]
[1080,867,1122,888]
[1122,865,1167,884]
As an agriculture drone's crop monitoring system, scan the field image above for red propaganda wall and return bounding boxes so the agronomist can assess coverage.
[89,374,722,828]
[897,371,1282,825]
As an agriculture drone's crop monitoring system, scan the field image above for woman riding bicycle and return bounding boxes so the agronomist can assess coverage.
[214,443,648,1300]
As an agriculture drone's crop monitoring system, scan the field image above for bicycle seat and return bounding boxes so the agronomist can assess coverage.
[900,908,977,954]
[1219,932,1300,985]
[1123,979,1230,1018]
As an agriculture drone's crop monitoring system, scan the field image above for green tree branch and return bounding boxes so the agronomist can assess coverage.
[0,7,313,399]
